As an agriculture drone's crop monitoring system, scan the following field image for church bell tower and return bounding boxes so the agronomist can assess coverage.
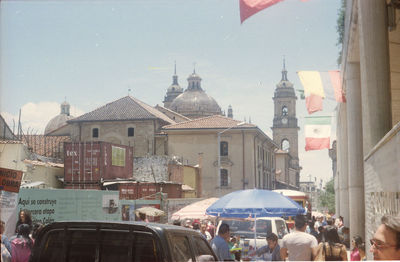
[271,60,299,169]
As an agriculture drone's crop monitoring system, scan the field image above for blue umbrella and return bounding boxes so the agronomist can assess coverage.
[206,189,305,218]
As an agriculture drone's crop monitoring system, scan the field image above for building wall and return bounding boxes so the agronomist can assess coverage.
[364,122,400,258]
[182,165,198,198]
[24,165,64,188]
[389,9,400,125]
[70,120,166,157]
[275,154,287,185]
[166,130,276,197]
[0,143,28,173]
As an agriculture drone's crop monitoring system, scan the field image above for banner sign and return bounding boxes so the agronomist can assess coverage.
[16,189,161,225]
[17,188,121,225]
[0,167,23,193]
[0,191,19,237]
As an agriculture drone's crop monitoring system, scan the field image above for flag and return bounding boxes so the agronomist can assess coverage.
[305,94,323,114]
[328,70,345,103]
[298,71,325,114]
[305,116,331,151]
[298,70,345,114]
[298,71,325,97]
[240,0,284,23]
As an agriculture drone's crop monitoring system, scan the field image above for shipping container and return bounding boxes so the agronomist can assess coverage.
[64,183,101,190]
[119,182,182,200]
[64,141,133,183]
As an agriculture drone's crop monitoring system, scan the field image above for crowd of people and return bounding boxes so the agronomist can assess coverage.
[2,210,400,261]
[189,213,400,261]
[1,210,43,262]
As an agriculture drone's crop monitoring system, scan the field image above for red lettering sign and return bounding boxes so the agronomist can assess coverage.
[0,167,23,193]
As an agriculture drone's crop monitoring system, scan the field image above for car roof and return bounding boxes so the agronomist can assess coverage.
[219,217,285,222]
[37,220,199,237]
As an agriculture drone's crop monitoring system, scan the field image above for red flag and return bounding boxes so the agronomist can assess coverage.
[240,0,284,23]
[328,70,346,103]
[305,94,323,114]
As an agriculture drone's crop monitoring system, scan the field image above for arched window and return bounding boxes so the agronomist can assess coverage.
[220,169,228,187]
[220,141,228,156]
[92,128,99,138]
[282,106,288,116]
[282,139,290,152]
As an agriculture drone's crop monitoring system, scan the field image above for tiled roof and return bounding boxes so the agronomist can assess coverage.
[162,115,256,130]
[0,139,23,144]
[154,104,191,121]
[23,159,64,168]
[69,96,175,124]
[22,135,71,158]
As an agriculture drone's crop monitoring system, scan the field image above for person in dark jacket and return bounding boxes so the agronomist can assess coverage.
[248,233,281,261]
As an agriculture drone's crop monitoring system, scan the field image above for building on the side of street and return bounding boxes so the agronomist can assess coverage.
[22,159,64,189]
[271,61,301,190]
[336,1,400,259]
[0,139,29,173]
[162,115,279,197]
[168,163,201,198]
[299,180,322,212]
[274,149,299,190]
[51,96,176,157]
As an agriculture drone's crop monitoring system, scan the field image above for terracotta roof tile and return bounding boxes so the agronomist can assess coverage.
[22,135,71,158]
[162,115,256,130]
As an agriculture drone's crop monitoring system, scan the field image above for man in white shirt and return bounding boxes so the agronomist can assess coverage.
[280,214,318,261]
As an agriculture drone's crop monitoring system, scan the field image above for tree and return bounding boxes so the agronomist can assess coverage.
[320,177,335,214]
[336,0,346,65]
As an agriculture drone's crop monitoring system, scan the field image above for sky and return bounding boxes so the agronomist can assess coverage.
[0,0,341,186]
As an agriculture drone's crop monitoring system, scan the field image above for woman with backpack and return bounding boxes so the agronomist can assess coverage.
[314,226,348,261]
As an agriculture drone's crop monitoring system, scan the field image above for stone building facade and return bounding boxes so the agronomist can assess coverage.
[162,115,278,197]
[271,63,300,189]
[64,96,176,157]
[336,1,400,259]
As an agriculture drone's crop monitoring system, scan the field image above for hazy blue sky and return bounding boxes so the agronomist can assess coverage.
[1,0,341,185]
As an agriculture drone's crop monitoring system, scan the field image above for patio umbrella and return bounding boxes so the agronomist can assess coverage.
[171,197,218,221]
[206,189,305,218]
[206,189,305,249]
[135,206,165,217]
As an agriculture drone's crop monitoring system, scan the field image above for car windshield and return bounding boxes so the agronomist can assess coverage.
[221,219,272,239]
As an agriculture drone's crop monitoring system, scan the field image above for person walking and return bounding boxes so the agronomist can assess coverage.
[314,225,347,261]
[210,223,233,261]
[350,235,363,261]
[370,214,400,260]
[11,224,34,262]
[280,214,318,261]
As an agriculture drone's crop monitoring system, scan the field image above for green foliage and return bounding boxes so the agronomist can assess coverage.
[320,177,335,214]
[336,0,346,66]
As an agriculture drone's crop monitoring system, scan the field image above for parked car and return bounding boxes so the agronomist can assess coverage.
[216,217,289,255]
[29,221,218,262]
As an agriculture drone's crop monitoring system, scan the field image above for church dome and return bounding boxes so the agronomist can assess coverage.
[170,71,222,118]
[167,81,183,93]
[44,101,74,135]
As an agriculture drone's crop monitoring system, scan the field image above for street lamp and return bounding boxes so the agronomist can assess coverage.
[217,122,246,194]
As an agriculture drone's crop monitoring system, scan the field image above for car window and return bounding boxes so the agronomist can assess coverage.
[192,236,215,262]
[37,229,160,262]
[275,220,288,239]
[171,234,193,262]
[222,219,271,238]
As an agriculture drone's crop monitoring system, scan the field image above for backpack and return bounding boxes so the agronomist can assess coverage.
[323,243,343,261]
